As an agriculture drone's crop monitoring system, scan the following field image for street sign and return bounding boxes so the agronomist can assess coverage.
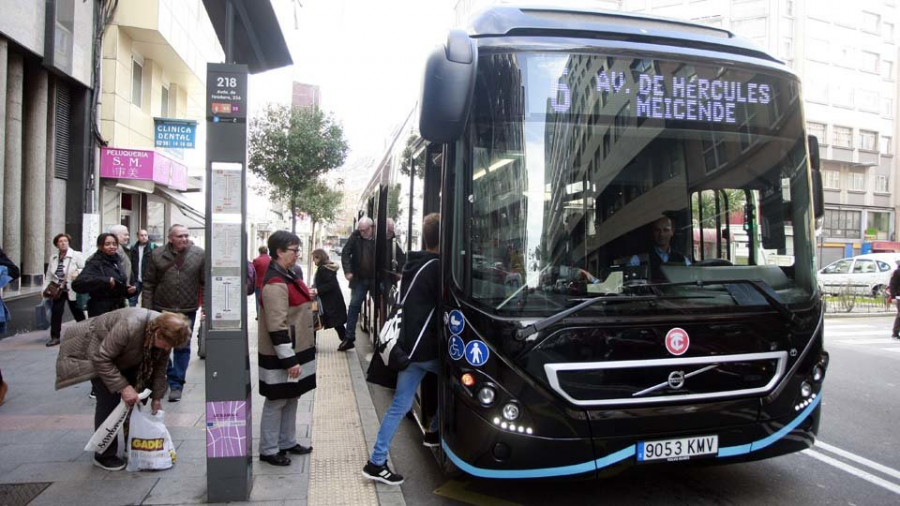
[207,69,247,121]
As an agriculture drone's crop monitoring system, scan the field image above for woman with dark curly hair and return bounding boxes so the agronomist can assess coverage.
[73,233,136,317]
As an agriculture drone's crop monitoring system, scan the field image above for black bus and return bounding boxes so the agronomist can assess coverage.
[358,6,829,479]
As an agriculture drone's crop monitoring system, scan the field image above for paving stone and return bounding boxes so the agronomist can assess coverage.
[0,482,51,506]
[249,474,308,501]
[142,473,208,504]
[28,476,158,506]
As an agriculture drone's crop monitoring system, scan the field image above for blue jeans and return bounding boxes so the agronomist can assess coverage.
[128,281,143,307]
[345,279,373,342]
[370,359,439,466]
[166,310,197,391]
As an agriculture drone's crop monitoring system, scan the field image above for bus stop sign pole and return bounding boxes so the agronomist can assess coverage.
[204,62,251,502]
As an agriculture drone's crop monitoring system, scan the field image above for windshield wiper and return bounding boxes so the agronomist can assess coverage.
[515,294,705,340]
[637,279,798,329]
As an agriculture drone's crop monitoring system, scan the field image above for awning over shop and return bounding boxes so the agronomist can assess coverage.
[156,185,205,225]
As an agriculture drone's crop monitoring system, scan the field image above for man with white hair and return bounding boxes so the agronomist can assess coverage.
[107,224,133,286]
[339,217,376,351]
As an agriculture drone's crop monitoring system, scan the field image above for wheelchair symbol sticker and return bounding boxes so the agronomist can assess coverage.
[448,309,465,335]
[465,340,489,367]
[448,335,465,361]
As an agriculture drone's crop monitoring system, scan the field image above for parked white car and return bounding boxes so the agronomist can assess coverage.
[817,253,900,296]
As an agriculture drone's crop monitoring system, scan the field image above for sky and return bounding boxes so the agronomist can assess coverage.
[248,0,455,173]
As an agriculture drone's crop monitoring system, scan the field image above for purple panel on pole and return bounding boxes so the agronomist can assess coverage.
[206,399,249,458]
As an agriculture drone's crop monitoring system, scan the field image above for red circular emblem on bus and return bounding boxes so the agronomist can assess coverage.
[665,328,690,356]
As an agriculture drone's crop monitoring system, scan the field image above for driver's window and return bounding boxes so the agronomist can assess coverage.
[853,260,875,273]
[825,259,851,274]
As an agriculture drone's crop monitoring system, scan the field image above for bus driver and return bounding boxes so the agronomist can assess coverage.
[629,215,691,281]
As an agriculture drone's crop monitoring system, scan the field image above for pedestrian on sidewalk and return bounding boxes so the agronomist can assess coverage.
[54,307,191,471]
[363,213,441,486]
[257,230,317,466]
[311,249,348,342]
[42,233,86,347]
[339,217,376,351]
[73,233,135,317]
[108,224,133,287]
[142,224,205,403]
[0,246,21,406]
[128,229,156,307]
[252,245,270,318]
[890,259,900,340]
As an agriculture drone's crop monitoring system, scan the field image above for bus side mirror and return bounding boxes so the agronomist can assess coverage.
[419,30,477,144]
[808,135,820,171]
[808,135,824,220]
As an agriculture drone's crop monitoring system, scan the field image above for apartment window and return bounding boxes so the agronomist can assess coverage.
[835,45,855,68]
[807,38,829,62]
[860,130,878,151]
[806,81,829,103]
[876,175,889,193]
[883,136,893,155]
[131,59,143,106]
[161,85,169,117]
[884,21,895,42]
[785,0,795,16]
[833,126,853,148]
[832,84,854,108]
[884,60,894,80]
[858,90,879,112]
[850,172,866,191]
[824,209,861,238]
[861,51,880,73]
[781,37,793,59]
[862,11,881,34]
[824,169,841,189]
[884,97,894,118]
[731,17,767,39]
[807,122,827,143]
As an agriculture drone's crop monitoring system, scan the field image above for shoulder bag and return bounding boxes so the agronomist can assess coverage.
[376,258,437,371]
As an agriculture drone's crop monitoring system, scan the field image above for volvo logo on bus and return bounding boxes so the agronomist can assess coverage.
[665,328,690,356]
[668,370,686,389]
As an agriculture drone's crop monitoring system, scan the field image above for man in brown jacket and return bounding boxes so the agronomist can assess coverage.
[141,224,205,402]
[55,307,190,471]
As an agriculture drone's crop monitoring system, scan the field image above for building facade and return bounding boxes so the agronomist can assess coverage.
[0,0,97,331]
[98,0,222,246]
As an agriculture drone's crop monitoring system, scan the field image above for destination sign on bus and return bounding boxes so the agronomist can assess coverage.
[546,67,772,124]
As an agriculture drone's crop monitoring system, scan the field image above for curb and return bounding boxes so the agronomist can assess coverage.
[347,346,407,506]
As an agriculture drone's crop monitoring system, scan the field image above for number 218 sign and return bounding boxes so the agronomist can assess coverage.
[207,70,247,120]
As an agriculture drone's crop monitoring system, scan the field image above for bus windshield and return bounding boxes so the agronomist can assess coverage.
[455,51,818,315]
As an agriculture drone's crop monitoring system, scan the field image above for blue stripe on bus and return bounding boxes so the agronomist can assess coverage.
[717,394,822,457]
[441,394,821,478]
[441,442,636,479]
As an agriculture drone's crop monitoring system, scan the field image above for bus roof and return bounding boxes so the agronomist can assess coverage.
[467,5,781,65]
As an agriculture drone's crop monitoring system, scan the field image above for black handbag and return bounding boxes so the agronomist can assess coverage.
[365,351,398,389]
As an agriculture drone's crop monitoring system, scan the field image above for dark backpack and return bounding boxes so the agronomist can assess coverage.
[246,262,256,296]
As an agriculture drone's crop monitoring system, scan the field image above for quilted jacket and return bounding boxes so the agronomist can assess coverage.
[141,242,205,313]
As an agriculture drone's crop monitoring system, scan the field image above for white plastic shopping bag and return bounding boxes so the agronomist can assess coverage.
[126,405,176,471]
[84,389,151,453]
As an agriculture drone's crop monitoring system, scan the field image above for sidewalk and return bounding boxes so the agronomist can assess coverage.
[0,299,400,505]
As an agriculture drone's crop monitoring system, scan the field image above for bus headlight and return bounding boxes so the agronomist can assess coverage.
[800,381,812,398]
[477,386,496,406]
[502,403,520,421]
[812,365,824,382]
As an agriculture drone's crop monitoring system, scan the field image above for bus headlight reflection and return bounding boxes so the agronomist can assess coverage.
[502,403,520,421]
[477,386,496,406]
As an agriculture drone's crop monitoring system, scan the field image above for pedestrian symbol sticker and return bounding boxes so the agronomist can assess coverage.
[449,335,465,361]
[448,309,465,335]
[465,340,489,367]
